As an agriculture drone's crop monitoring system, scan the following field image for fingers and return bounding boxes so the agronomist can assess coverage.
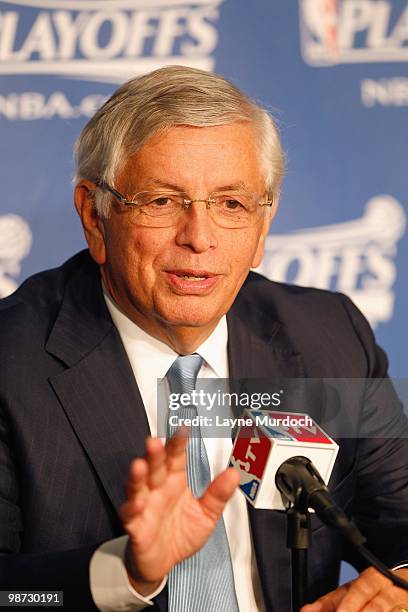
[199,466,240,520]
[125,457,148,497]
[120,458,149,522]
[145,437,167,488]
[122,433,237,529]
[360,590,398,611]
[122,434,187,513]
[124,440,163,501]
[122,438,166,522]
[335,567,390,612]
[165,428,188,473]
[146,432,189,486]
[301,584,348,612]
[301,567,403,612]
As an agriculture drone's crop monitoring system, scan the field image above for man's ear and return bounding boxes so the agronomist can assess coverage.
[251,195,279,269]
[74,180,107,265]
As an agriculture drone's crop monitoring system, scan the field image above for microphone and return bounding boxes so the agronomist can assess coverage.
[275,456,365,547]
[229,409,338,510]
[229,409,408,592]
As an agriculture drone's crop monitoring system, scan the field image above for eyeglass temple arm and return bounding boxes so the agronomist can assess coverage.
[96,181,138,207]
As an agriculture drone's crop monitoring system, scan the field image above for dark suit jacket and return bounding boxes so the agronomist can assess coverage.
[0,250,407,611]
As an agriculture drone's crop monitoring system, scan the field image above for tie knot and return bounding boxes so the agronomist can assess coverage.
[167,353,203,395]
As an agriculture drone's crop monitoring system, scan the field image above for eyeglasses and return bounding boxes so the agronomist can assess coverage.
[96,181,273,229]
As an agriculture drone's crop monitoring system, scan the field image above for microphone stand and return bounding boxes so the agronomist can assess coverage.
[276,456,408,612]
[276,456,321,612]
[286,505,312,612]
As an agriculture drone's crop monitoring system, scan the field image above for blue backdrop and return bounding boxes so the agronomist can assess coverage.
[1,0,407,585]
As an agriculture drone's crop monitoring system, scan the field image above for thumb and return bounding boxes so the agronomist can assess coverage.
[199,467,240,521]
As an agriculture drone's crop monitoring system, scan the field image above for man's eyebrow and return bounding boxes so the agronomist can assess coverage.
[215,182,251,194]
[146,178,185,191]
[145,178,251,193]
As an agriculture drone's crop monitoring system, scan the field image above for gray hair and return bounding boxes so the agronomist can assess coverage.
[74,65,285,217]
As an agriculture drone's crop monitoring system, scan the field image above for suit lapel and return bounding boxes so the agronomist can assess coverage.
[227,307,305,381]
[227,294,305,612]
[46,257,150,513]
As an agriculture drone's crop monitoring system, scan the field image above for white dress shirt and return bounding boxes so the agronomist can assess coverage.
[89,292,265,611]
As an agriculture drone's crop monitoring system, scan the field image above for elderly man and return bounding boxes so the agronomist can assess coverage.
[0,66,407,612]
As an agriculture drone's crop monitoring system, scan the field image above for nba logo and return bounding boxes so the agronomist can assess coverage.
[230,425,271,503]
[299,0,408,67]
[300,0,340,65]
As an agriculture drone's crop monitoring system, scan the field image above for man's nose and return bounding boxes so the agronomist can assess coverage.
[174,200,218,253]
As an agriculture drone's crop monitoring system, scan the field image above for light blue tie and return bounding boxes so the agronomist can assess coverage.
[167,354,239,612]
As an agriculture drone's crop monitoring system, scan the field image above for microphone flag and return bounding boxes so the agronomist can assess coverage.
[229,410,338,510]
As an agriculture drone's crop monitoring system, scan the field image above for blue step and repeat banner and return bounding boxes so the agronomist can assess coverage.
[0,0,407,583]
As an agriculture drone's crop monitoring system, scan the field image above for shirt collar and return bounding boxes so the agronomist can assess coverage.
[103,287,228,379]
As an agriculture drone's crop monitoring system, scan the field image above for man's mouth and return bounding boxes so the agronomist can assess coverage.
[167,269,215,280]
[164,269,220,293]
[175,274,208,281]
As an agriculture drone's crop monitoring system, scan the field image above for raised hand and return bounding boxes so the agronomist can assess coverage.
[118,433,240,595]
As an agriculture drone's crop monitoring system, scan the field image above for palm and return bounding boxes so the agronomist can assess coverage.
[119,435,239,584]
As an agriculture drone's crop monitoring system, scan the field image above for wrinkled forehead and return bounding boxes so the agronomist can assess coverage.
[117,123,267,194]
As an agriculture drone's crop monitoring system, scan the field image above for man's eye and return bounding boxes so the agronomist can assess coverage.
[223,199,245,210]
[149,196,173,207]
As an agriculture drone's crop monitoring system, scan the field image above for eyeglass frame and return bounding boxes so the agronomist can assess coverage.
[95,180,274,218]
